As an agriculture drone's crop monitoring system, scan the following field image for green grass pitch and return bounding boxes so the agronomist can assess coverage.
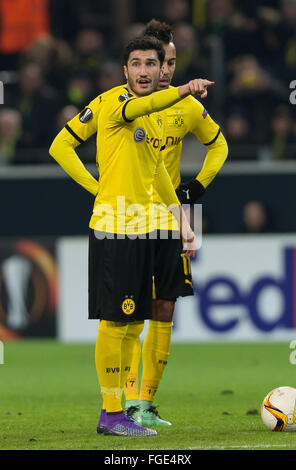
[1,339,296,450]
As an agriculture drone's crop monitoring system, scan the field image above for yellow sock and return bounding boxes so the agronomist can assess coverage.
[95,320,128,413]
[124,335,142,401]
[120,322,144,394]
[139,320,173,402]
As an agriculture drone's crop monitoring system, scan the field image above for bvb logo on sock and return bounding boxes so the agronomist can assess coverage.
[122,295,135,315]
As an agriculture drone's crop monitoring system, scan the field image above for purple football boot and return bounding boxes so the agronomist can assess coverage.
[97,410,157,437]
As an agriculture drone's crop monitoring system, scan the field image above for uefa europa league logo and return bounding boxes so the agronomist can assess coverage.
[2,255,32,330]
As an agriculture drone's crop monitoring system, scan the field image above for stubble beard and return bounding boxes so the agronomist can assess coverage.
[127,74,159,97]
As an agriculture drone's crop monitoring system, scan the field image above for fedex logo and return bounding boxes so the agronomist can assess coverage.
[193,246,296,333]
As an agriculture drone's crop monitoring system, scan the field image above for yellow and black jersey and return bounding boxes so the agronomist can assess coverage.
[153,87,227,231]
[91,85,166,235]
[49,83,226,235]
[161,91,220,189]
[59,84,183,235]
[65,85,122,147]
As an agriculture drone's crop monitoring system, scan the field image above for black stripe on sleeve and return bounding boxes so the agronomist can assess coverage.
[122,99,135,123]
[65,124,85,144]
[203,128,221,146]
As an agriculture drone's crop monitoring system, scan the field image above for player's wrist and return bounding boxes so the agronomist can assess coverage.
[178,84,191,99]
[176,178,206,204]
[191,179,206,199]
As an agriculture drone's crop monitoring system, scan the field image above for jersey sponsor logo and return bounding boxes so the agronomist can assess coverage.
[202,108,208,119]
[133,127,146,143]
[79,108,92,123]
[119,92,133,102]
[146,135,162,148]
[165,135,182,146]
[122,296,135,315]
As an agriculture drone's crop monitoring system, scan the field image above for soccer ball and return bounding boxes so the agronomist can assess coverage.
[261,386,296,432]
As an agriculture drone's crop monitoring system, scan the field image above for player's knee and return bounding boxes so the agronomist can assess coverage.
[152,299,175,322]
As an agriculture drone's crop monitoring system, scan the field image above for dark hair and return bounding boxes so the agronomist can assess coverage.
[143,19,174,45]
[123,36,165,66]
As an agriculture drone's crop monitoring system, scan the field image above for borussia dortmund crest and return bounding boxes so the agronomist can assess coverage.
[122,295,135,315]
[174,113,184,128]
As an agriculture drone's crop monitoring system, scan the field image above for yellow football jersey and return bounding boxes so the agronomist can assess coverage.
[161,92,220,189]
[153,88,220,231]
[68,85,168,235]
[66,85,121,148]
[61,84,223,234]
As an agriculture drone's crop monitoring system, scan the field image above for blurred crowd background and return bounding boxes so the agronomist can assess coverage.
[0,0,295,166]
[0,0,295,344]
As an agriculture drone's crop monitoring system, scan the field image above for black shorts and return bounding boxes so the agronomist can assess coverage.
[88,229,154,322]
[153,231,194,302]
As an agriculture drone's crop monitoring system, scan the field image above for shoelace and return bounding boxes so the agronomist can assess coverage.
[146,405,161,417]
[125,405,140,419]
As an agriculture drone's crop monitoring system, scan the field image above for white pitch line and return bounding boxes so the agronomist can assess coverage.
[188,443,295,450]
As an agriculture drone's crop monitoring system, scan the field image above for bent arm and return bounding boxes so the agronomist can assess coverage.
[196,131,228,188]
[49,128,99,196]
[175,131,228,204]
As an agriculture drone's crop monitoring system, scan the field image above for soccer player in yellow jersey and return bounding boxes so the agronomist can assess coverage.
[49,35,213,437]
[124,21,229,427]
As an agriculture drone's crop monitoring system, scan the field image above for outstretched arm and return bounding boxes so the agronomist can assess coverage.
[124,79,214,121]
[196,131,228,188]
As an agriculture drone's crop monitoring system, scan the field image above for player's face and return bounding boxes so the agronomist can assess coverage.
[158,42,176,90]
[124,50,161,97]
